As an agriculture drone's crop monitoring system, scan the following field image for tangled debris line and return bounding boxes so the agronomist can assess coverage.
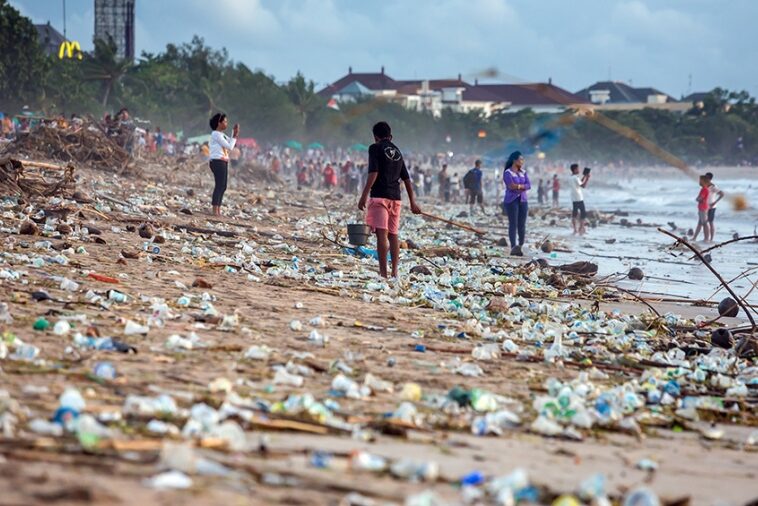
[236,161,283,185]
[0,157,76,199]
[2,122,135,175]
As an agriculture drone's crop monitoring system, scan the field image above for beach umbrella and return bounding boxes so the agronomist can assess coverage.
[236,137,259,149]
[308,142,325,150]
[349,143,369,151]
[285,140,303,150]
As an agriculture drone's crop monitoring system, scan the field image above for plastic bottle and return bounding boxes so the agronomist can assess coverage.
[391,402,418,424]
[243,345,271,360]
[308,329,329,346]
[28,418,64,436]
[456,363,484,377]
[0,303,12,324]
[53,320,71,336]
[124,320,149,335]
[274,368,304,387]
[108,290,128,303]
[364,373,393,393]
[93,361,116,380]
[59,278,80,291]
[469,388,498,412]
[472,343,501,361]
[309,451,332,469]
[11,343,40,361]
[400,382,422,401]
[59,387,86,411]
[390,459,439,481]
[143,242,160,254]
[623,488,661,506]
[350,451,387,472]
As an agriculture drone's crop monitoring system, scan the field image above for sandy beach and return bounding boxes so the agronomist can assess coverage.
[0,148,756,506]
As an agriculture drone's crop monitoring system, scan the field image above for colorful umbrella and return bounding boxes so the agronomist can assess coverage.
[285,140,303,150]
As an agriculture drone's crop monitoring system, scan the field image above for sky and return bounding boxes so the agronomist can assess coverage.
[12,0,758,98]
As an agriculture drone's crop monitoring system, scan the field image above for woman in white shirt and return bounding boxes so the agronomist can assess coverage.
[208,113,239,216]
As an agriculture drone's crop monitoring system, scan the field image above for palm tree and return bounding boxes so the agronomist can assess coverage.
[82,37,133,108]
[285,72,322,127]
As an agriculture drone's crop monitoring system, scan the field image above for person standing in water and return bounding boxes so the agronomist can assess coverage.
[208,113,239,216]
[704,172,725,242]
[693,175,711,242]
[503,151,531,256]
[551,174,560,207]
[570,163,590,235]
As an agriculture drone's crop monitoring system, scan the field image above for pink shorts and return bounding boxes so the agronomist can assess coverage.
[366,198,402,235]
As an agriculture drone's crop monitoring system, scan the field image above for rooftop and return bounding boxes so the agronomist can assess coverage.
[576,81,675,104]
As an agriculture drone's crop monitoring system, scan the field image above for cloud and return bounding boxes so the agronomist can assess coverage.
[8,0,758,96]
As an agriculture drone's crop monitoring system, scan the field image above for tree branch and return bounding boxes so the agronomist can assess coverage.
[658,228,755,329]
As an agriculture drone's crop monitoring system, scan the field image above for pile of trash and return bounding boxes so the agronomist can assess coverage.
[235,161,284,185]
[3,121,131,173]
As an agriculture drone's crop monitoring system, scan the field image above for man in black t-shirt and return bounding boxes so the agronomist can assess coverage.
[358,121,422,279]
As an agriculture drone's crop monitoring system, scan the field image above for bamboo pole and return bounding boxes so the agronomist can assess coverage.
[420,211,485,235]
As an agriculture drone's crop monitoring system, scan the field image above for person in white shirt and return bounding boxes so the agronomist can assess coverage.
[570,163,590,235]
[208,112,239,216]
[704,171,724,242]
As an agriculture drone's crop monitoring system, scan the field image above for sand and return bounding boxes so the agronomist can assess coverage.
[0,158,755,506]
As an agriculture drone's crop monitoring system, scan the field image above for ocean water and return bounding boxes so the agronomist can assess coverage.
[537,175,758,306]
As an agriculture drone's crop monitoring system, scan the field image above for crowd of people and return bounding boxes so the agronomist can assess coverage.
[2,105,731,271]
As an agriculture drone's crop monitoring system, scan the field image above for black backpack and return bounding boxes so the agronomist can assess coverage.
[463,169,476,190]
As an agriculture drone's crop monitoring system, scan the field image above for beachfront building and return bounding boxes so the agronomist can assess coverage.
[576,81,689,111]
[34,22,66,57]
[318,67,400,101]
[94,0,136,60]
[457,80,585,115]
[319,68,586,117]
[393,77,470,117]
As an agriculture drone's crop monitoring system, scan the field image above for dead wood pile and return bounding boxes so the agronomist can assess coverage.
[0,157,76,199]
[3,122,133,174]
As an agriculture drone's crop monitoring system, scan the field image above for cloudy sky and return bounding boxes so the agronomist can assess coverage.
[13,0,757,97]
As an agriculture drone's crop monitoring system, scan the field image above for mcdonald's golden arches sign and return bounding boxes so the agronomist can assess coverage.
[58,40,83,60]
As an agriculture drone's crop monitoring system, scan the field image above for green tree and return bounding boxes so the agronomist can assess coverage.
[81,37,133,109]
[0,0,48,109]
[285,72,323,128]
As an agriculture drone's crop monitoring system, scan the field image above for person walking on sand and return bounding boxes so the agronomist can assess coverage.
[358,121,422,279]
[704,172,725,242]
[692,175,711,242]
[464,159,486,215]
[537,178,545,205]
[208,112,239,216]
[552,174,560,207]
[570,163,590,235]
[450,172,460,203]
[503,151,531,256]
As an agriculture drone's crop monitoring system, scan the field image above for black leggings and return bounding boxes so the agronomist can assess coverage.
[209,159,228,206]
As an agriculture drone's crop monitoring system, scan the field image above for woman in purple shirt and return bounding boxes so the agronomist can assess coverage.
[503,151,531,255]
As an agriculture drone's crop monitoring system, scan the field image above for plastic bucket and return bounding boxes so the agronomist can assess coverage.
[347,223,371,246]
